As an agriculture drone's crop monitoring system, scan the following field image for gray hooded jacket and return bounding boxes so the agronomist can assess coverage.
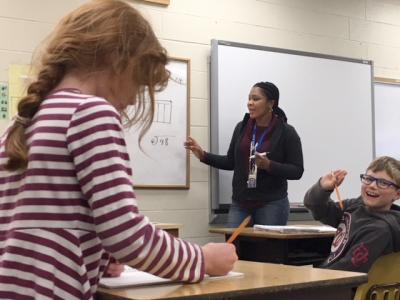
[304,180,400,273]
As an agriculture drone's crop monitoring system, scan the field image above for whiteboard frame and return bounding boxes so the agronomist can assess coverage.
[133,57,190,189]
[374,76,400,160]
[375,77,400,85]
[210,39,374,210]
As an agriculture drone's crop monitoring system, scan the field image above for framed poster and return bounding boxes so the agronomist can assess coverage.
[124,58,190,188]
[142,0,170,5]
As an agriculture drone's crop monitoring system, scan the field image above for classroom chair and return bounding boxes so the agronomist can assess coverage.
[353,252,400,300]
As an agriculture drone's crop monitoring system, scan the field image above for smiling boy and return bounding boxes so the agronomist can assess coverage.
[304,156,400,273]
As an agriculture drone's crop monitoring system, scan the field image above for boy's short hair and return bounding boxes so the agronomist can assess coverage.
[367,156,400,187]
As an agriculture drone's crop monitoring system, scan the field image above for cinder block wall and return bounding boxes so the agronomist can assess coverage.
[1,0,399,244]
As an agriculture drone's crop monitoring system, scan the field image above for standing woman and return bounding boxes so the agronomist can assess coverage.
[0,1,237,299]
[185,82,304,226]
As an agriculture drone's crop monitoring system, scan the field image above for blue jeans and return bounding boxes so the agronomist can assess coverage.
[226,197,290,227]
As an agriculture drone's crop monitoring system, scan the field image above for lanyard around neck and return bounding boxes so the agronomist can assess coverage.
[251,123,271,151]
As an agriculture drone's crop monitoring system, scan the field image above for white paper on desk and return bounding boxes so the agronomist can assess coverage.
[99,266,243,289]
[253,224,337,233]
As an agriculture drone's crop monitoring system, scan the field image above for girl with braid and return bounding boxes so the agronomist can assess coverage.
[0,1,237,299]
[185,82,304,227]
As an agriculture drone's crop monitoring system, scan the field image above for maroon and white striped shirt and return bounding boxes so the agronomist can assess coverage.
[0,89,204,300]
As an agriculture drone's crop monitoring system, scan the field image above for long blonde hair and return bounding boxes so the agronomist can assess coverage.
[5,0,170,171]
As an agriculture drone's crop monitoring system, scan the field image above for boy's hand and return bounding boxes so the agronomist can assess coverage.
[320,170,347,190]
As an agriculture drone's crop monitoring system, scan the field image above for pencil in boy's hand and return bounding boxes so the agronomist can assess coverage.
[331,172,344,210]
[227,215,251,244]
[335,186,344,210]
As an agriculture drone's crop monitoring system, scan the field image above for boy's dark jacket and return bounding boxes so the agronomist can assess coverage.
[304,181,400,273]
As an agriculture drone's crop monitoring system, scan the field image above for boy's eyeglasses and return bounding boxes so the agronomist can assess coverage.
[360,174,400,190]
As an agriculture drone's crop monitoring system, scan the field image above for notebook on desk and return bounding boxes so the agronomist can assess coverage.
[253,224,337,234]
[99,266,244,289]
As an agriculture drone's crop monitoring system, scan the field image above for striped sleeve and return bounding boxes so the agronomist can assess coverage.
[65,98,204,282]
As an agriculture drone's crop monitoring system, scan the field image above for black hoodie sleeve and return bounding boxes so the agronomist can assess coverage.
[200,122,242,170]
[327,226,392,273]
[304,180,344,228]
[268,124,304,179]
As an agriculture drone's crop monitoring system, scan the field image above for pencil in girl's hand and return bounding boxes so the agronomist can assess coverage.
[331,172,344,210]
[227,215,251,244]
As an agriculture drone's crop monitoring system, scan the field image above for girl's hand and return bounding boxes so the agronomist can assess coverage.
[202,243,238,276]
[104,262,125,277]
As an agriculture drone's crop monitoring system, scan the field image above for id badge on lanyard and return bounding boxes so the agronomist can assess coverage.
[247,123,270,189]
[247,140,258,188]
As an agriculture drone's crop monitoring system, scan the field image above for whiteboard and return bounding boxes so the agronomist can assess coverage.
[374,79,400,160]
[210,40,374,207]
[124,58,190,188]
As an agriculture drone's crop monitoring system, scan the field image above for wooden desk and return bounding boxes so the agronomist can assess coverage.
[209,227,335,266]
[97,260,367,300]
[154,223,182,237]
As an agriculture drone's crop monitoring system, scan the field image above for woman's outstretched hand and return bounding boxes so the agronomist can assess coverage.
[184,136,205,160]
